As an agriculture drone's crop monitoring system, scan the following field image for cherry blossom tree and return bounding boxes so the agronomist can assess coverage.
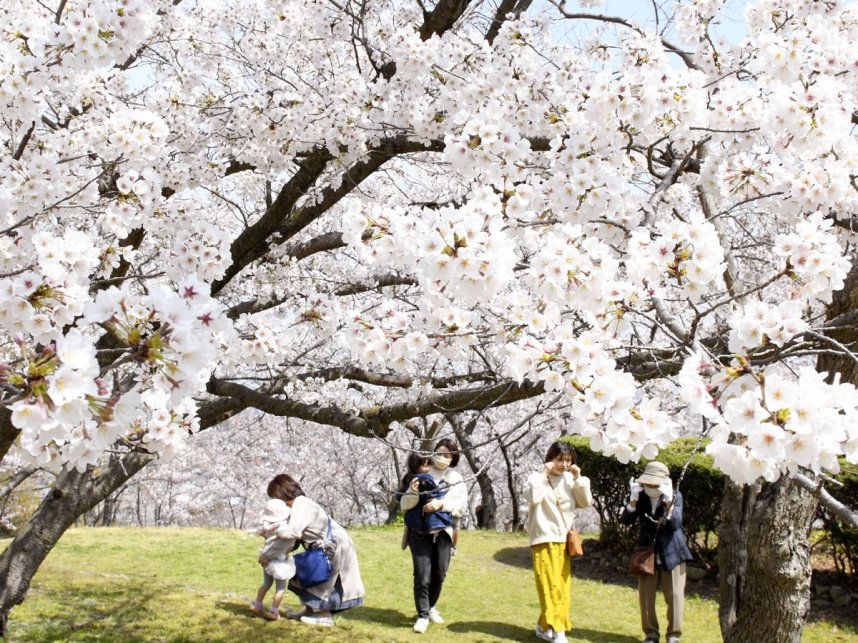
[2,0,858,639]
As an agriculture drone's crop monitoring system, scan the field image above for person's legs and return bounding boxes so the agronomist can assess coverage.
[271,579,287,612]
[532,544,552,632]
[543,542,571,634]
[408,531,433,618]
[662,563,686,640]
[555,548,572,634]
[253,571,273,613]
[427,532,452,609]
[638,568,660,641]
[530,543,570,633]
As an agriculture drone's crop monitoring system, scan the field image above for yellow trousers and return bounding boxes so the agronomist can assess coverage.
[532,542,572,633]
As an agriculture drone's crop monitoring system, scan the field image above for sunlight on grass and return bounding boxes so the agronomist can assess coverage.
[2,527,856,642]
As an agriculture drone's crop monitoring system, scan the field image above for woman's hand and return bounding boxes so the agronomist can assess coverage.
[410,479,420,492]
[628,477,642,507]
[569,464,581,479]
[258,557,265,566]
[423,499,443,513]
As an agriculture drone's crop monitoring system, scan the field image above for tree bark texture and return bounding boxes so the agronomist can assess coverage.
[498,437,520,529]
[0,454,149,635]
[718,477,816,643]
[448,416,497,529]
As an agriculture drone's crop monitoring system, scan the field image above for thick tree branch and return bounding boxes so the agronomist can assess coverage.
[294,367,493,388]
[206,378,545,437]
[334,273,418,296]
[211,147,334,294]
[420,0,475,40]
[793,473,858,529]
[486,0,533,44]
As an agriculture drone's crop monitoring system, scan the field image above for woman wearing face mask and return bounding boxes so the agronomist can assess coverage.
[621,461,693,643]
[523,440,593,643]
[399,438,467,634]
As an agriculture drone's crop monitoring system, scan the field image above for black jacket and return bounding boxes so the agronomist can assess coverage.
[620,490,693,571]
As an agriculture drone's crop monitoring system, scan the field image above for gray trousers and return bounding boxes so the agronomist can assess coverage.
[408,530,452,618]
[638,562,686,640]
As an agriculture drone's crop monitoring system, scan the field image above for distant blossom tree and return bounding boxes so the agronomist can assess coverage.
[1,0,858,640]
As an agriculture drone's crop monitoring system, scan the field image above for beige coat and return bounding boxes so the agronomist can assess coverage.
[523,470,592,546]
[276,495,365,606]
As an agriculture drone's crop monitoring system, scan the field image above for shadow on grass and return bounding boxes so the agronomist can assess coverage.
[446,621,641,643]
[570,628,641,642]
[213,597,306,619]
[446,620,533,641]
[340,605,412,628]
[493,545,532,569]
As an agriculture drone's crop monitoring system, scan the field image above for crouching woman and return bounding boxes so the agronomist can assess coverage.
[523,441,592,643]
[270,474,365,627]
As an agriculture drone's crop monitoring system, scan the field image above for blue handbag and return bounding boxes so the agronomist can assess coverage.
[293,518,334,587]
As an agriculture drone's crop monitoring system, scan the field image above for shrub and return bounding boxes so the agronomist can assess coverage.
[564,435,724,569]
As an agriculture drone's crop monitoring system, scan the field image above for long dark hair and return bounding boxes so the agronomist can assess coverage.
[544,440,577,465]
[267,474,305,502]
[434,438,460,468]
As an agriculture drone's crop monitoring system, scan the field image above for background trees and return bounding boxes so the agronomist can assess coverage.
[2,0,858,639]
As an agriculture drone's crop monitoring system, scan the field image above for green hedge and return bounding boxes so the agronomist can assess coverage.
[564,435,724,570]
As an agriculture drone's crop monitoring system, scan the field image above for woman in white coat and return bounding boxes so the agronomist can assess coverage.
[270,474,365,627]
[523,440,593,643]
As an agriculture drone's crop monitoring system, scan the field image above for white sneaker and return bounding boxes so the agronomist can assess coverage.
[554,632,568,643]
[300,613,335,627]
[535,624,555,641]
[428,607,444,624]
[413,617,429,634]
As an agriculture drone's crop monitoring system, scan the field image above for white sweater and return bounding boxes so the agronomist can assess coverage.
[523,469,593,546]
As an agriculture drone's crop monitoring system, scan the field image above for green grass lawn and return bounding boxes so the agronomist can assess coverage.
[2,527,856,642]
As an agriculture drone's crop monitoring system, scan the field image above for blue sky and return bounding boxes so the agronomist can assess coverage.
[537,0,749,46]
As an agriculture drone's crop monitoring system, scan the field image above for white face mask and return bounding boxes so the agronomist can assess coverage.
[644,487,662,499]
[433,454,452,470]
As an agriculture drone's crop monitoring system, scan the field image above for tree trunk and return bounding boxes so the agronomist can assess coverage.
[384,444,403,524]
[717,256,858,640]
[0,453,150,635]
[718,477,816,643]
[447,415,496,529]
[0,409,19,465]
[498,436,520,529]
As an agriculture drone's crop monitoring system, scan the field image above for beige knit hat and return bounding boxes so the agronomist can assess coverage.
[637,461,671,485]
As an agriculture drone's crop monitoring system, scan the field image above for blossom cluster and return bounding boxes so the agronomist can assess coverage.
[4,276,231,471]
[679,350,858,484]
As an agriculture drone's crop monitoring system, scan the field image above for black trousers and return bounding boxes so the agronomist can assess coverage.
[408,530,452,618]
